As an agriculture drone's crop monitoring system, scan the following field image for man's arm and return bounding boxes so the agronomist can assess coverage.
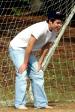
[18,34,37,74]
[38,42,51,70]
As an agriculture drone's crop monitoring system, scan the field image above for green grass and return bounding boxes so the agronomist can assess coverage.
[44,56,75,102]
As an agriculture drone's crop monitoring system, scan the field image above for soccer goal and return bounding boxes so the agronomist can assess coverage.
[0,0,75,106]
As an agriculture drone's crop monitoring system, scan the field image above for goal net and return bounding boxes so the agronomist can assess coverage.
[0,0,75,106]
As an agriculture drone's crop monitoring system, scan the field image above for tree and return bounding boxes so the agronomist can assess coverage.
[30,0,42,12]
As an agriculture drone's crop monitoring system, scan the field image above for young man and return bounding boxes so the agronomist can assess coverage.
[9,11,63,109]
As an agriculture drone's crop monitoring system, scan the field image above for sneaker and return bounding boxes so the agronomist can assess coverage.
[45,105,53,109]
[15,105,28,110]
[35,105,53,109]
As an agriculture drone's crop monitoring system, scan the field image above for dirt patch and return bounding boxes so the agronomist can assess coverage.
[0,103,75,112]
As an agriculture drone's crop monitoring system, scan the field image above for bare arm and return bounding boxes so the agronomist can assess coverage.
[18,34,37,73]
[38,42,52,71]
[24,34,37,65]
[38,42,50,64]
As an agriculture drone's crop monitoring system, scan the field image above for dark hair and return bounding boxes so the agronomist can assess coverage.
[47,10,64,22]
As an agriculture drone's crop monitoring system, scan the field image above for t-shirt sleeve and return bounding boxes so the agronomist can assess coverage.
[31,24,45,39]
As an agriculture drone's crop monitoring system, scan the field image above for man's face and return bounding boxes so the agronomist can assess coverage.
[49,19,62,32]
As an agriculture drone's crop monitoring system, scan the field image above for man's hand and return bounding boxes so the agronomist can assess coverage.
[18,63,28,74]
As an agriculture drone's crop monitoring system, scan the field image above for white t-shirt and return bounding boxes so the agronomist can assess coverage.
[10,21,57,51]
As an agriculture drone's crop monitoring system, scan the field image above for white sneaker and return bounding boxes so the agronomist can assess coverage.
[15,105,28,110]
[45,105,53,109]
[35,105,53,109]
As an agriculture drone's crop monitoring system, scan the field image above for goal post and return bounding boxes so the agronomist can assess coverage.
[0,0,75,106]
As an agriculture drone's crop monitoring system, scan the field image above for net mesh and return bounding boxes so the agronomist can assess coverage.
[0,0,75,106]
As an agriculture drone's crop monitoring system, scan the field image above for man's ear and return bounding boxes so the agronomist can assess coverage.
[49,19,55,24]
[49,20,53,24]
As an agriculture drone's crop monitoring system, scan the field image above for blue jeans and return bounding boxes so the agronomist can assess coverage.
[9,47,48,108]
